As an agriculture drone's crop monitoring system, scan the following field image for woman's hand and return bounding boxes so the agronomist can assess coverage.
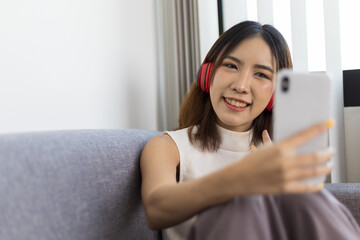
[225,120,334,195]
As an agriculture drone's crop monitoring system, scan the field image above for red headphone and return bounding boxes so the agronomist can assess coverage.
[196,61,213,93]
[196,61,274,111]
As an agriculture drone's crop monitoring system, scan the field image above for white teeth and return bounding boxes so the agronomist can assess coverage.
[226,98,247,108]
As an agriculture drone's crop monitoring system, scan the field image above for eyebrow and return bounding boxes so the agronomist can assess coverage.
[225,56,274,74]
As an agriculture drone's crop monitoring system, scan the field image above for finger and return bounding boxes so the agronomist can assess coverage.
[283,182,325,194]
[283,120,334,149]
[262,130,272,145]
[290,149,334,168]
[285,164,332,182]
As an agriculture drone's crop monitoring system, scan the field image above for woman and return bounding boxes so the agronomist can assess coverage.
[140,21,360,240]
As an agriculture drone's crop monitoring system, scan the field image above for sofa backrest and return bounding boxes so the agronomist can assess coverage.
[0,129,162,240]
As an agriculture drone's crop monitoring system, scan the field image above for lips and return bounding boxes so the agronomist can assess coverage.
[224,97,250,108]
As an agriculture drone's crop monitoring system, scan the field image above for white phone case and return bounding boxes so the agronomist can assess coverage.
[273,69,331,186]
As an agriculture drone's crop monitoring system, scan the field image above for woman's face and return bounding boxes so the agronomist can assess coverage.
[210,36,276,132]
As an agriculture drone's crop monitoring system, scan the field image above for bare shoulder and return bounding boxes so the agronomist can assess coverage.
[141,134,180,166]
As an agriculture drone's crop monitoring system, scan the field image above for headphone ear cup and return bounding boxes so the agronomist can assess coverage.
[196,62,214,93]
[266,94,274,111]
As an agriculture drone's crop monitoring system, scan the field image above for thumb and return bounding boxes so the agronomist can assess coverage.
[262,130,272,145]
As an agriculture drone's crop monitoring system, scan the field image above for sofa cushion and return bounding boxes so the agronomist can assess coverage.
[325,183,360,226]
[0,129,161,240]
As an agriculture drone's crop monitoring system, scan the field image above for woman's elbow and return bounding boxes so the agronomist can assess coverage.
[144,205,165,230]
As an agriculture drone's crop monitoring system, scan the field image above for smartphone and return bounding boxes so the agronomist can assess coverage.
[273,69,331,186]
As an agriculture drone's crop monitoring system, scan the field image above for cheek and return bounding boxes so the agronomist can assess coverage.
[211,71,225,89]
[252,81,274,108]
[255,81,274,95]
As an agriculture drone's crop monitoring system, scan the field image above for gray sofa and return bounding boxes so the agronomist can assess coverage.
[0,129,359,240]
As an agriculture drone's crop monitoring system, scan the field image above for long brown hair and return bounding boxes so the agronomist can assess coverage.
[179,21,293,151]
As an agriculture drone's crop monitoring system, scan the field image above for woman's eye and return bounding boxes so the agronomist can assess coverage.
[224,63,237,69]
[255,72,270,79]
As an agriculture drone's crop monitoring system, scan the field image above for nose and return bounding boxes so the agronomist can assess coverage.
[231,70,251,93]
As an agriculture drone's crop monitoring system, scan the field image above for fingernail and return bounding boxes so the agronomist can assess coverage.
[326,120,335,128]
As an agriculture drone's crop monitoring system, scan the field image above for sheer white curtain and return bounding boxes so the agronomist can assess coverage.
[323,0,346,183]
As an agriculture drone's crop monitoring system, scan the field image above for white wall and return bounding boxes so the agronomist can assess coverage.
[344,107,360,182]
[0,0,158,133]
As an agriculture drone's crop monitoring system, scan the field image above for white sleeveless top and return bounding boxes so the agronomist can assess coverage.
[162,125,252,240]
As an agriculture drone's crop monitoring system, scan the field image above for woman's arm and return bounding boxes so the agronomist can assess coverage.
[140,134,233,230]
[141,121,333,230]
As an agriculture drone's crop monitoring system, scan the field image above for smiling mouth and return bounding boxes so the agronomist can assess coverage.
[224,97,250,108]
